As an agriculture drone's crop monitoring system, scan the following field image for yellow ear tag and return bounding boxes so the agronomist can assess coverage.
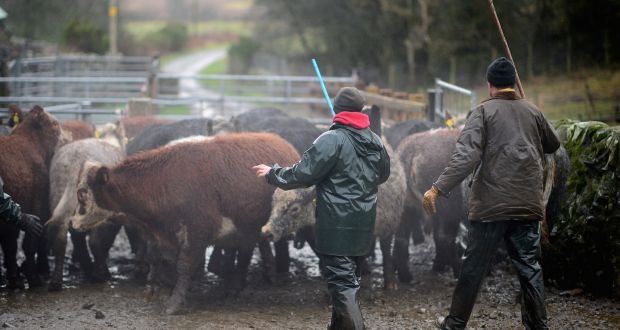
[95,130,101,139]
[12,113,19,125]
[446,118,455,128]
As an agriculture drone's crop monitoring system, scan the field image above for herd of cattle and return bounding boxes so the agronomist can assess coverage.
[0,105,568,315]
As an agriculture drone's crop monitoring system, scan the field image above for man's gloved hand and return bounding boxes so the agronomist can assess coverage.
[19,213,43,237]
[423,185,440,215]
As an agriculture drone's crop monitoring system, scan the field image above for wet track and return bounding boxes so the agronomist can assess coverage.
[1,230,619,329]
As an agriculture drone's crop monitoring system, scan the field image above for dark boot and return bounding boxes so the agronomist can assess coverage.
[322,254,365,330]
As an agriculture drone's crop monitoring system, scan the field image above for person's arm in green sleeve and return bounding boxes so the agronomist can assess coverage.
[0,177,43,237]
[377,145,390,185]
[266,132,341,190]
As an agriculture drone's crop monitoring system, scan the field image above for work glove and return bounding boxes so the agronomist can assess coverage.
[18,213,44,238]
[423,185,440,215]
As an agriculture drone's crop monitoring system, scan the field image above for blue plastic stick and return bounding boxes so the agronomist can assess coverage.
[312,58,335,116]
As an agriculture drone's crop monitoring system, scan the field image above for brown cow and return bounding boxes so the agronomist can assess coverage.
[71,132,299,314]
[60,120,95,141]
[0,105,68,288]
[117,116,173,139]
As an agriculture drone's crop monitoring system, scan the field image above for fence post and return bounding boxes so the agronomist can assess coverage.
[285,80,292,107]
[427,89,436,122]
[434,85,443,123]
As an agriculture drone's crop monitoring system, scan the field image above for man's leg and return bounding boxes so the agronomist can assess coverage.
[505,221,548,330]
[322,254,364,330]
[441,222,506,330]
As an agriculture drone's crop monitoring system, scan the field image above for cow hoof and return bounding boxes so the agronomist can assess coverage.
[48,281,62,292]
[164,299,185,315]
[89,271,111,283]
[432,263,448,273]
[26,275,43,288]
[7,277,25,290]
[261,274,273,285]
[384,282,398,291]
[397,271,413,283]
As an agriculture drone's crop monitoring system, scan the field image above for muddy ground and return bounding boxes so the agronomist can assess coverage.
[1,230,619,330]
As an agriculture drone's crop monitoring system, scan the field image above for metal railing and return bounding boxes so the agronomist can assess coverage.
[0,103,122,124]
[0,73,354,116]
[433,78,477,123]
[12,55,156,78]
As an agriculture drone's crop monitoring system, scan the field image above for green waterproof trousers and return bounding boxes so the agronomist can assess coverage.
[321,255,365,330]
[441,220,548,330]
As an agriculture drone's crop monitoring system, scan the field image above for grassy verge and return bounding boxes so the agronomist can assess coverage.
[125,20,252,39]
[198,57,229,90]
[158,105,191,115]
[473,70,620,122]
[160,43,229,67]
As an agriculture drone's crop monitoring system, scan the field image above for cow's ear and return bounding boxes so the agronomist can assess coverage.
[77,188,88,204]
[95,167,110,185]
[30,105,44,116]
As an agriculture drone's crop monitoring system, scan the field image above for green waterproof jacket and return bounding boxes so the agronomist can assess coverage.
[0,176,23,227]
[267,123,390,256]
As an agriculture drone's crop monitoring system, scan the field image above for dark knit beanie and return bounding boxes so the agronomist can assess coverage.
[333,87,366,113]
[486,57,516,88]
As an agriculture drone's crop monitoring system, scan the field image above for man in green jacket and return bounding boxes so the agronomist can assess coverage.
[254,87,390,329]
[424,58,560,330]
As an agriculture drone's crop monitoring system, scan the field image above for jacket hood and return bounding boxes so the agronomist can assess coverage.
[332,111,370,129]
[331,123,383,157]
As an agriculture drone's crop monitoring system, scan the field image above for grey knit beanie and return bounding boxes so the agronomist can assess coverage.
[333,87,366,113]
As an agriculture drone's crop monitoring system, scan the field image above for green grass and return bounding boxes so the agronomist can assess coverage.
[125,20,252,39]
[473,70,620,123]
[200,58,228,75]
[159,43,229,67]
[198,57,229,90]
[158,105,191,115]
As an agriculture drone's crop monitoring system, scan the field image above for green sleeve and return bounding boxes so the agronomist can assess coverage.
[377,144,391,185]
[267,131,341,190]
[0,178,22,226]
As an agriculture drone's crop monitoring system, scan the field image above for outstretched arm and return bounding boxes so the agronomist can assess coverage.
[0,178,43,237]
[254,132,340,190]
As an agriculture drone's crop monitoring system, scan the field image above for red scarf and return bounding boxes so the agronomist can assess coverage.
[332,111,370,129]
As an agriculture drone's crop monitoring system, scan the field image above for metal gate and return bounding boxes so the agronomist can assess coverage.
[431,78,477,125]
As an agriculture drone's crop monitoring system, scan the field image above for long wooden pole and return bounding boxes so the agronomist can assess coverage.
[487,0,526,99]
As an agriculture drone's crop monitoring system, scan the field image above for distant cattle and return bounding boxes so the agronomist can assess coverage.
[61,120,95,141]
[117,116,173,140]
[384,119,441,149]
[126,118,228,155]
[71,133,300,314]
[232,108,288,132]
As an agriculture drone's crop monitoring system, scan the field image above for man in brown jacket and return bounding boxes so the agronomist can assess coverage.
[424,57,560,330]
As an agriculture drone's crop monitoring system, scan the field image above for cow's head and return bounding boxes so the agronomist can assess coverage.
[15,105,71,153]
[70,161,122,231]
[262,187,315,242]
